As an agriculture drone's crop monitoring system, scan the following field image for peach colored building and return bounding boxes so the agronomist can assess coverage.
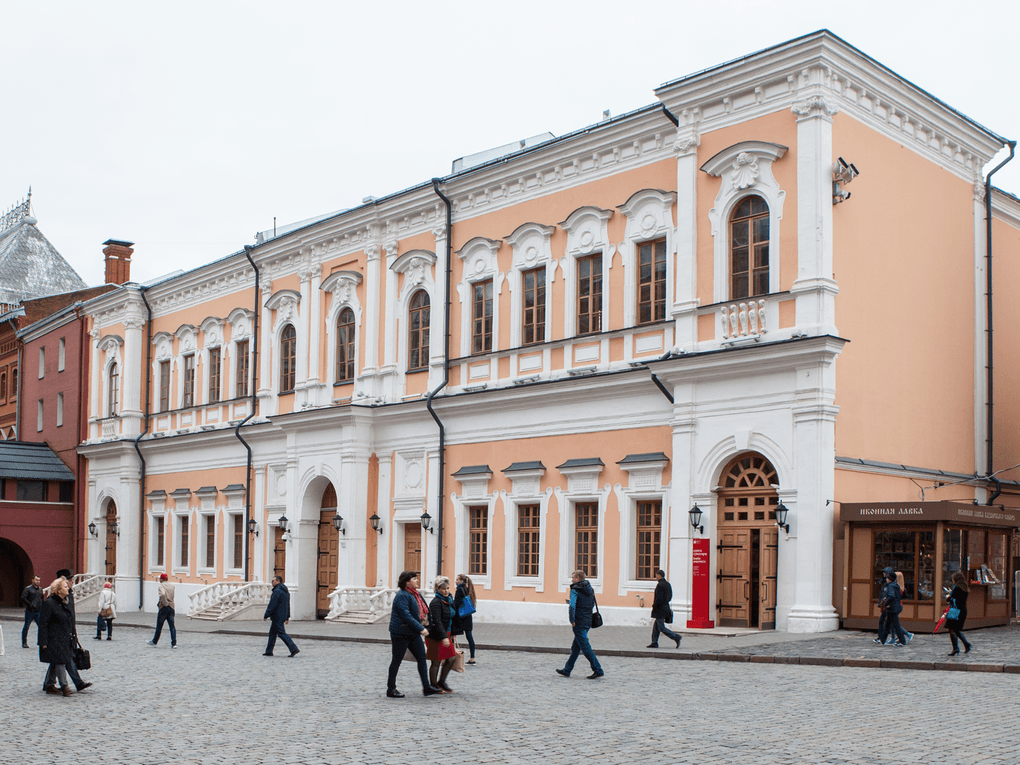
[79,31,1020,632]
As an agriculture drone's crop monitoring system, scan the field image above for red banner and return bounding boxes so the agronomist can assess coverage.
[687,537,715,629]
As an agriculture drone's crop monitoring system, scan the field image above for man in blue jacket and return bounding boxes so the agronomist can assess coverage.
[263,576,300,657]
[556,570,604,679]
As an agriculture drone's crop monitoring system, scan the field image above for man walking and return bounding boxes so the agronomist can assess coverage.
[647,569,682,649]
[263,576,299,657]
[147,573,177,648]
[20,575,43,648]
[555,570,604,679]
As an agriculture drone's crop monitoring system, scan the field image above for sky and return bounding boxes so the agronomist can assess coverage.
[3,1,1018,287]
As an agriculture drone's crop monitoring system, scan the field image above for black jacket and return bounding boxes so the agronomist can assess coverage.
[947,585,969,627]
[21,584,43,612]
[451,583,473,635]
[427,594,453,641]
[569,579,596,628]
[264,583,291,622]
[651,578,673,620]
[38,596,76,666]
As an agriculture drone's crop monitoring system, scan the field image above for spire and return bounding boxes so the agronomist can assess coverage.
[0,187,32,234]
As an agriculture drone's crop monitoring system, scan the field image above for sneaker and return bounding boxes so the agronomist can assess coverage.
[872,638,884,644]
[171,644,177,649]
[906,632,914,644]
[146,640,157,646]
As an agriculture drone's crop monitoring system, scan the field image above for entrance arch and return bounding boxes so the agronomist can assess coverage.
[716,453,779,629]
[0,537,32,607]
[104,500,118,576]
[316,483,340,618]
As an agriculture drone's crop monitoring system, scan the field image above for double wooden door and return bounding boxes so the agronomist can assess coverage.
[317,510,340,617]
[718,527,777,629]
[105,502,118,576]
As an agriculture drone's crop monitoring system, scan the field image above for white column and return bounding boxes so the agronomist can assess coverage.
[306,262,322,402]
[362,244,382,394]
[376,453,393,587]
[430,226,448,389]
[790,95,839,337]
[382,241,399,378]
[296,263,311,395]
[89,329,101,439]
[671,131,700,351]
[668,394,697,622]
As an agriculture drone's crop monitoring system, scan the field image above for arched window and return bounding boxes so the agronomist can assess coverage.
[730,196,770,299]
[0,371,7,401]
[279,325,296,392]
[108,363,120,416]
[408,291,430,371]
[335,308,355,383]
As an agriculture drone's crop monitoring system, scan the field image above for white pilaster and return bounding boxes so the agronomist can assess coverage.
[672,131,700,351]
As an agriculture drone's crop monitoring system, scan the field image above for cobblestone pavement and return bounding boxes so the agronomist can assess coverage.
[2,622,1018,764]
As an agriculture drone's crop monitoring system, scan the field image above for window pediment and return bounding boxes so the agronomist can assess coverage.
[559,206,613,256]
[700,141,788,186]
[457,237,501,282]
[505,223,555,270]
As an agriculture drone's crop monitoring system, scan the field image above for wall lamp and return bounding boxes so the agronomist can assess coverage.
[689,504,704,535]
[420,510,434,534]
[775,502,791,534]
[369,512,383,535]
[108,518,120,538]
[278,514,289,533]
[247,518,258,537]
[88,521,98,538]
[332,512,346,536]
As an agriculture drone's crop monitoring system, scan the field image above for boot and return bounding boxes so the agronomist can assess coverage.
[948,633,959,656]
[438,663,453,693]
[428,663,440,689]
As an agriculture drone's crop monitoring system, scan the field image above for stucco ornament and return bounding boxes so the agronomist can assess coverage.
[207,327,219,345]
[732,152,760,190]
[278,297,296,323]
[407,257,426,286]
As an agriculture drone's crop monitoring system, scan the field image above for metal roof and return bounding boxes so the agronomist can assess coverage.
[0,442,74,481]
[503,461,546,473]
[0,217,87,306]
[451,465,492,477]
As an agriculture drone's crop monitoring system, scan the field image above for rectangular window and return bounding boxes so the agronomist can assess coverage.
[575,502,599,578]
[205,516,216,568]
[58,482,73,503]
[156,517,165,567]
[635,500,661,580]
[58,338,66,371]
[38,347,45,379]
[208,350,221,403]
[17,481,46,502]
[517,504,541,577]
[472,280,493,354]
[235,340,249,399]
[183,354,196,408]
[522,267,546,345]
[37,398,43,432]
[159,360,171,413]
[874,530,936,601]
[56,392,64,427]
[179,516,189,567]
[577,254,602,335]
[232,515,244,570]
[637,238,667,324]
[469,506,488,576]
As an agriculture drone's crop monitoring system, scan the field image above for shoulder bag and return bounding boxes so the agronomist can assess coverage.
[947,598,961,621]
[73,638,91,671]
[457,596,476,618]
[590,597,603,629]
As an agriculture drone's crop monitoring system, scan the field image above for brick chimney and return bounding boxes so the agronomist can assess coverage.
[103,239,134,285]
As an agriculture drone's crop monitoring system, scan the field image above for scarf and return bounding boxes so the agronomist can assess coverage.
[409,587,429,622]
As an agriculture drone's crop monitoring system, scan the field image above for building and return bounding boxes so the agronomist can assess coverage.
[78,31,1020,631]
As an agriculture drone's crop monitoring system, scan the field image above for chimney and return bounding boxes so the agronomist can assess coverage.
[103,239,134,285]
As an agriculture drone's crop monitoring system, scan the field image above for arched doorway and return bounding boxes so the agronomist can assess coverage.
[716,453,780,629]
[105,501,118,576]
[316,484,340,618]
[0,538,32,607]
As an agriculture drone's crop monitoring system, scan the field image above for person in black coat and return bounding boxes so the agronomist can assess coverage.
[426,576,457,692]
[38,578,77,696]
[451,574,477,664]
[648,569,682,649]
[263,576,300,657]
[945,570,972,656]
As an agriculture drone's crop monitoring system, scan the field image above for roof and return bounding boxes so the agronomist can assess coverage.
[0,442,75,481]
[0,216,87,306]
[617,452,670,465]
[503,461,546,472]
[451,465,493,478]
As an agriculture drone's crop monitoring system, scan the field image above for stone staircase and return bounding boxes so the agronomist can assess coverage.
[188,581,271,621]
[327,586,401,624]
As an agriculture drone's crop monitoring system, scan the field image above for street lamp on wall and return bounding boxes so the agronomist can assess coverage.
[332,512,345,536]
[689,504,704,535]
[420,510,434,535]
[369,513,383,535]
[88,522,98,538]
[247,518,258,537]
[278,514,289,534]
[108,518,120,538]
[775,502,791,535]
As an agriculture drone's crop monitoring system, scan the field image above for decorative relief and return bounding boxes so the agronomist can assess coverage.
[790,96,839,121]
[720,300,767,339]
[731,152,760,189]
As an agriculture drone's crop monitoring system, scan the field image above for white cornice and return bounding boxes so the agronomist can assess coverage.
[655,31,1007,183]
[992,188,1020,230]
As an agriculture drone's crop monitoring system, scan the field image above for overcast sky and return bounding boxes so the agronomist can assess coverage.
[3,1,1018,287]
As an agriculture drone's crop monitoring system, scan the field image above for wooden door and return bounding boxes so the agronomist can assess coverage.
[105,502,117,576]
[273,527,286,582]
[404,525,422,573]
[317,510,339,618]
[760,528,778,629]
[717,528,750,626]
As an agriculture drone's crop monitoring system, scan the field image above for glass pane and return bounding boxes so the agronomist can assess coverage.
[750,196,768,215]
[873,531,915,599]
[942,528,964,596]
[732,221,749,247]
[968,529,986,580]
[917,531,935,601]
[732,247,748,274]
[753,215,770,243]
[988,531,1007,599]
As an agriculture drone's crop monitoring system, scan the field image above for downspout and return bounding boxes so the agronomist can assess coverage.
[428,179,452,574]
[984,140,1015,505]
[133,287,152,607]
[76,307,89,575]
[235,245,260,581]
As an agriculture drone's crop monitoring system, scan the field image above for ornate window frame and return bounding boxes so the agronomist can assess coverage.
[147,490,168,573]
[151,332,174,412]
[227,308,254,400]
[391,250,436,374]
[173,324,198,410]
[97,334,124,419]
[559,206,613,338]
[265,289,301,397]
[617,189,676,327]
[451,465,495,590]
[554,458,607,591]
[500,463,550,591]
[505,223,556,348]
[222,483,247,574]
[613,453,670,595]
[702,141,787,303]
[456,238,503,357]
[170,488,193,576]
[320,271,363,389]
[195,486,219,575]
[199,317,225,405]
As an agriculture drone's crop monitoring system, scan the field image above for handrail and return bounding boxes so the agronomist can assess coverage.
[188,580,270,618]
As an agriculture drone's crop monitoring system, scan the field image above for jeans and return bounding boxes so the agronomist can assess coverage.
[651,618,681,645]
[153,607,176,645]
[22,609,40,645]
[388,632,431,691]
[562,625,603,675]
[44,656,84,689]
[878,610,908,644]
[462,629,476,659]
[96,615,113,638]
[266,620,298,654]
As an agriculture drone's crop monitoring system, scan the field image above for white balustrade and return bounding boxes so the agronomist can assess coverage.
[188,580,271,619]
[720,299,768,341]
[327,585,400,621]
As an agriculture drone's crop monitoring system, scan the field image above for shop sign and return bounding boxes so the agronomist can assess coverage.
[840,501,1018,527]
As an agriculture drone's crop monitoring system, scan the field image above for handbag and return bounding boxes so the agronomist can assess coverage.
[457,597,476,618]
[73,640,91,671]
[425,636,458,662]
[665,607,674,625]
[100,607,113,619]
[947,600,961,620]
[590,598,603,629]
[451,648,466,673]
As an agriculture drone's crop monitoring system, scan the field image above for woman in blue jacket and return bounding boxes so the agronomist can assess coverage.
[387,571,442,698]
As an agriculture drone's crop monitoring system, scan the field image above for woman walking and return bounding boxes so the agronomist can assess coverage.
[451,574,477,665]
[945,571,972,656]
[386,571,442,698]
[426,576,458,693]
[95,582,116,640]
[38,578,76,696]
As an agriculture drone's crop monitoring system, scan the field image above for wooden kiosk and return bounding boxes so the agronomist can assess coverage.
[840,501,1017,633]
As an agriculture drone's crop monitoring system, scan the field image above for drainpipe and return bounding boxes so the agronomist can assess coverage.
[235,245,260,581]
[132,287,152,607]
[984,140,1015,505]
[428,179,453,574]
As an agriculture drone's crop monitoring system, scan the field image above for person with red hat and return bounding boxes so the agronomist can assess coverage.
[95,582,116,640]
[147,574,177,649]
